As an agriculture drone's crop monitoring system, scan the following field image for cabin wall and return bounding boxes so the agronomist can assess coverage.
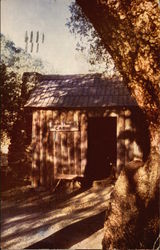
[31,109,88,187]
[31,107,149,187]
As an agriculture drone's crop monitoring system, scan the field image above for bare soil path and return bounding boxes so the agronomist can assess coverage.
[1,184,113,249]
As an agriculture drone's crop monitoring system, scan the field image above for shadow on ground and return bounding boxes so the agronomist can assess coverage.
[26,211,105,249]
[1,179,112,249]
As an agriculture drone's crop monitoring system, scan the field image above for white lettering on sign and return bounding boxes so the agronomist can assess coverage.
[49,122,79,132]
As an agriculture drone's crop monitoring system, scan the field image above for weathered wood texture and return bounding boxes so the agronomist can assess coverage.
[31,108,145,187]
[31,110,87,186]
[32,111,40,187]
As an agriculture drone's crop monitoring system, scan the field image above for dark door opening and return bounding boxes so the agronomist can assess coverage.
[86,117,117,181]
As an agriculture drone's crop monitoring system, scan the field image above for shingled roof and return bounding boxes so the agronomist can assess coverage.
[25,74,137,108]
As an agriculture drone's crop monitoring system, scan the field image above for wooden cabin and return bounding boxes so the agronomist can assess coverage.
[25,73,150,187]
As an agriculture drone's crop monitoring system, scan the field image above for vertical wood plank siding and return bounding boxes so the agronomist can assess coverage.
[60,112,68,175]
[80,112,88,175]
[32,109,119,186]
[68,111,75,175]
[32,110,41,187]
[74,111,81,175]
[32,110,88,185]
[32,109,131,186]
[39,110,44,185]
[46,110,54,186]
[32,111,38,187]
[66,111,74,174]
[52,111,58,180]
[54,111,61,177]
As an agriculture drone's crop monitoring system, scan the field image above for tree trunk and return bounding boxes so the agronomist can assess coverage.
[102,120,160,249]
[75,1,160,248]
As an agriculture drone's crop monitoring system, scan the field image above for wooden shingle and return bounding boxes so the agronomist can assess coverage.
[25,74,137,108]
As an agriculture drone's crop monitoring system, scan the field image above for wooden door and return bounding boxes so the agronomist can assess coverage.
[86,117,117,180]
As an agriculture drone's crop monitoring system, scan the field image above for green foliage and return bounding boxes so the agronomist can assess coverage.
[0,33,45,138]
[0,63,21,137]
[0,33,46,179]
[67,3,119,75]
[1,33,45,73]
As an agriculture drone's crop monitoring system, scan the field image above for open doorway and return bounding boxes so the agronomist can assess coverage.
[86,117,117,181]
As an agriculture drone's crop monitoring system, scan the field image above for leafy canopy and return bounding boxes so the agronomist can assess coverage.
[0,34,46,138]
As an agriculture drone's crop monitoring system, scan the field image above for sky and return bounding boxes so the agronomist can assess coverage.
[1,0,103,74]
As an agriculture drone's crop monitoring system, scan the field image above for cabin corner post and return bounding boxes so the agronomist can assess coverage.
[45,110,54,187]
[31,111,40,187]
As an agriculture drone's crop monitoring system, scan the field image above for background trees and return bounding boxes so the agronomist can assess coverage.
[0,33,46,182]
[0,64,20,138]
[67,2,120,76]
[69,1,160,249]
[1,34,45,138]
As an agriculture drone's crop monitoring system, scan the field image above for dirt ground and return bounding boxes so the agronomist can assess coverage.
[1,181,113,249]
